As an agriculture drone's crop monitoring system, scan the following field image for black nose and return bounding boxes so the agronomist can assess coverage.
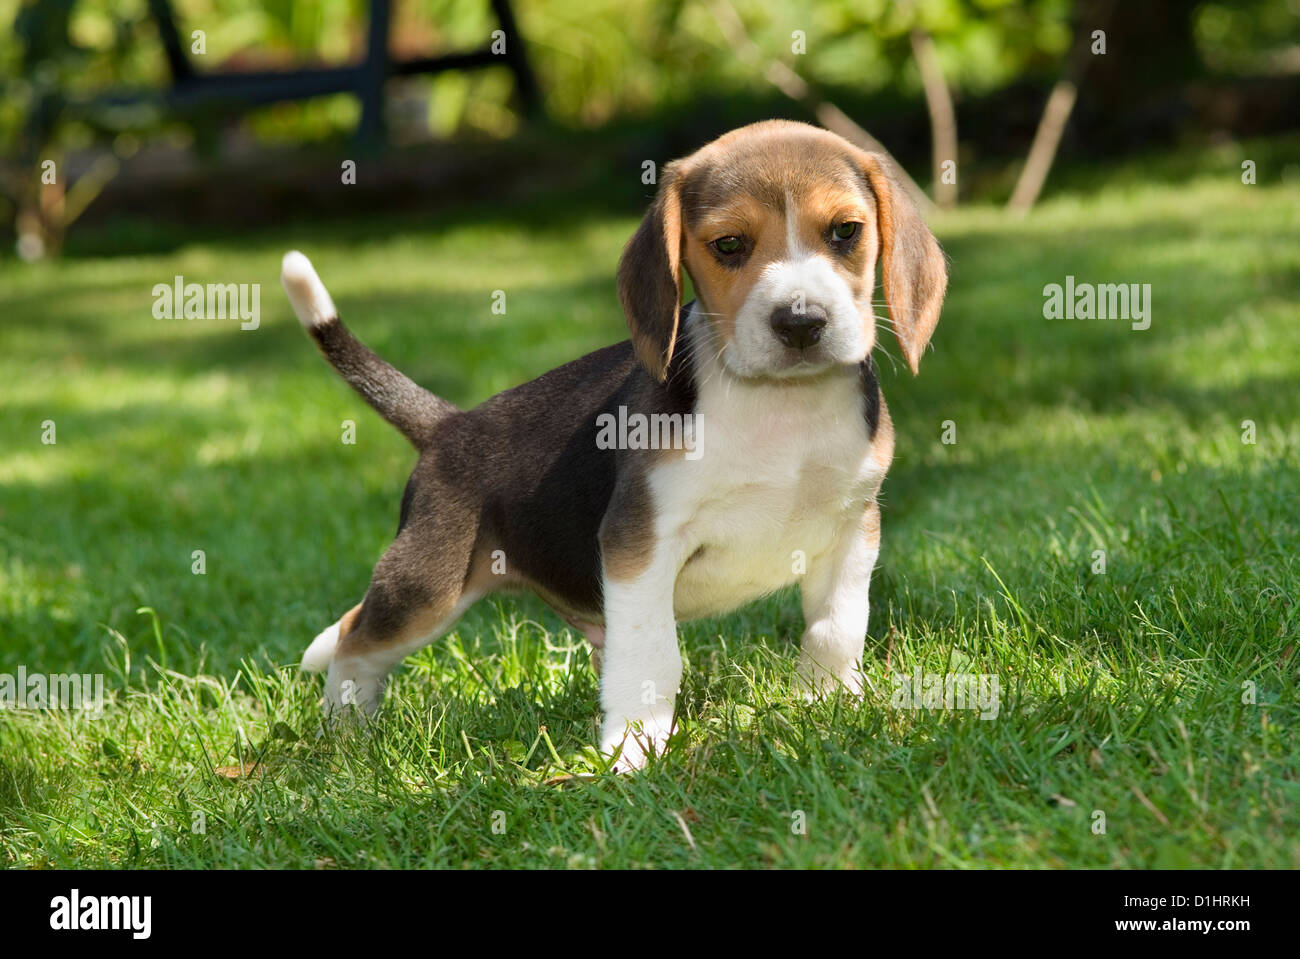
[770,304,827,350]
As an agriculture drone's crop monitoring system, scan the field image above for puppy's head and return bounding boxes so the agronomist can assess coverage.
[619,120,947,381]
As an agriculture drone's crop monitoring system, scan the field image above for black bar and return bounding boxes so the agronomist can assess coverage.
[389,49,500,76]
[1,868,1276,945]
[171,67,366,106]
[84,67,363,113]
[490,0,542,117]
[127,0,544,132]
[146,0,193,83]
[357,0,391,146]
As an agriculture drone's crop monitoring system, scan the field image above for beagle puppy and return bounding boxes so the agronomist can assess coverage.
[280,119,947,770]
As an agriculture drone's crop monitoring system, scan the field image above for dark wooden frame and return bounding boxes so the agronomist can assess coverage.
[119,0,542,143]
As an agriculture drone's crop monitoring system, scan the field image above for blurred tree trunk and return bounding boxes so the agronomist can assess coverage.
[1008,0,1117,214]
[1010,0,1213,212]
[1007,80,1077,215]
[8,0,120,260]
[910,29,957,209]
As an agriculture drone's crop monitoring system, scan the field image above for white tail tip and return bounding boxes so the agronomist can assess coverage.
[281,251,337,329]
[301,620,340,673]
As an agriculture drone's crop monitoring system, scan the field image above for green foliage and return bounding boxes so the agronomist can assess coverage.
[3,0,1295,153]
[514,0,1077,127]
[1195,0,1300,73]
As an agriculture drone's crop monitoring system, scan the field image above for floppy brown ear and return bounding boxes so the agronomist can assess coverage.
[618,168,684,382]
[858,152,947,375]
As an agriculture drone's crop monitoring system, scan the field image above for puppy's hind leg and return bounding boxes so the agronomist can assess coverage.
[559,614,606,676]
[323,518,478,719]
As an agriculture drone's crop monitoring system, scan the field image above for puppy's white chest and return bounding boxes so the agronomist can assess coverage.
[654,372,882,621]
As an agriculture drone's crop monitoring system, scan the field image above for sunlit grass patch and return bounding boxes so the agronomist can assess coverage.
[1,142,1297,868]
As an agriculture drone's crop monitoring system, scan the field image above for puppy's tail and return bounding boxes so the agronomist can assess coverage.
[280,251,455,448]
[301,619,341,673]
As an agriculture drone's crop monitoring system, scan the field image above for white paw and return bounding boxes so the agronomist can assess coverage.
[323,662,386,721]
[600,714,674,773]
[796,651,864,700]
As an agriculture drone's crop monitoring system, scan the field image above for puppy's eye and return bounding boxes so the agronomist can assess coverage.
[831,222,860,242]
[711,236,745,255]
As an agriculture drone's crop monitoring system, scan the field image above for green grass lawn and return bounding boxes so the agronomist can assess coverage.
[2,140,1298,868]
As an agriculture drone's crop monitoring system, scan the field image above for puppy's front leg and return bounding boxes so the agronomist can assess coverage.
[598,546,682,772]
[797,502,881,697]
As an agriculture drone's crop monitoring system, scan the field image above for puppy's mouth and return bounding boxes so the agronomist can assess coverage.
[721,345,844,381]
[768,349,835,377]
